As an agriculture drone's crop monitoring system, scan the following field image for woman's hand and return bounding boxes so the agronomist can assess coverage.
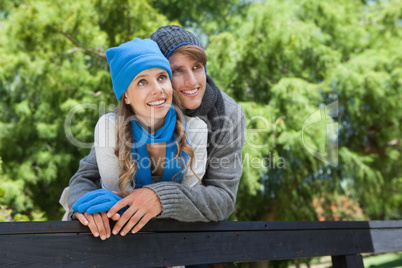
[73,211,117,240]
[107,188,162,236]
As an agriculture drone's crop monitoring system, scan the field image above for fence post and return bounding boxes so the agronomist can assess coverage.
[332,254,364,268]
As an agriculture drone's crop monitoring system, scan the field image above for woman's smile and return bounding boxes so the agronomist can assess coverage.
[147,98,167,107]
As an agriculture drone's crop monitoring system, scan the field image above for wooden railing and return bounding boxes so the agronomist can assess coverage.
[1,220,401,267]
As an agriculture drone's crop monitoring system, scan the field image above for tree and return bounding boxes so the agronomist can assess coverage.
[207,0,402,221]
[0,0,400,224]
[149,0,249,35]
[0,0,168,219]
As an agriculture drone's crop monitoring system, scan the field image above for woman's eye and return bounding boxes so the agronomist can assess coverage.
[138,79,146,86]
[158,75,167,81]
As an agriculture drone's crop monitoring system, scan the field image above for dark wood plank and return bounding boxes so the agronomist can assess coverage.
[332,255,364,268]
[370,229,402,253]
[0,221,89,235]
[1,220,402,267]
[0,229,376,267]
[368,220,402,229]
[0,220,388,235]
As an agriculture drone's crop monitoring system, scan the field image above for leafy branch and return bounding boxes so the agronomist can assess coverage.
[59,31,106,59]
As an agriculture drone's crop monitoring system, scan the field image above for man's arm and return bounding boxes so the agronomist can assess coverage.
[66,146,101,219]
[107,105,245,235]
[66,114,121,239]
[144,103,245,222]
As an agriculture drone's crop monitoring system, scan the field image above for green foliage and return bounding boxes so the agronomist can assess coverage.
[0,0,168,220]
[0,0,401,224]
[0,158,13,221]
[210,0,402,221]
[149,0,249,34]
[207,1,341,102]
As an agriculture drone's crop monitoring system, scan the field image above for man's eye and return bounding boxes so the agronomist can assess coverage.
[172,68,181,73]
[138,80,146,86]
[193,64,202,70]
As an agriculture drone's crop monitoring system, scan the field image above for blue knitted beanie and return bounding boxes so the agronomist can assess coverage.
[106,38,173,101]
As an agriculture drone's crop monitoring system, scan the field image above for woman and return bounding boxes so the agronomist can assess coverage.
[61,38,207,239]
[93,38,207,195]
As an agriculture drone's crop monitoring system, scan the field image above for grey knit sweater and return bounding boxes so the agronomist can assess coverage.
[66,91,245,221]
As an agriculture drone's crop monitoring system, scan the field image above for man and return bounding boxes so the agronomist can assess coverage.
[67,25,245,240]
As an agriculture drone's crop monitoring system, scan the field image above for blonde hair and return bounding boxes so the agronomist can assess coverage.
[114,90,199,196]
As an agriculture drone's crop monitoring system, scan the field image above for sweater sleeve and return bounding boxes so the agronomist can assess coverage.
[65,113,121,220]
[182,116,208,187]
[66,146,101,220]
[94,113,120,192]
[145,100,246,222]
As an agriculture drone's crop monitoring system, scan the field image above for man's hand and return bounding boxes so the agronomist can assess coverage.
[107,188,162,236]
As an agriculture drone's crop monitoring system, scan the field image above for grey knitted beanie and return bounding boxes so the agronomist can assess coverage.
[150,25,204,59]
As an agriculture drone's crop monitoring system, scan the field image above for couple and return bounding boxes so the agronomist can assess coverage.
[61,25,246,241]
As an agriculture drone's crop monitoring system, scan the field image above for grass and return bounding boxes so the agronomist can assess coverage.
[363,253,402,268]
[286,253,402,268]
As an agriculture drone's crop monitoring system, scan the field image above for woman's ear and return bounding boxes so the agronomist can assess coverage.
[124,93,130,105]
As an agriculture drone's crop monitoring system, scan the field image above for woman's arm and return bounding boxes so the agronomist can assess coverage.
[93,113,121,192]
[182,116,208,187]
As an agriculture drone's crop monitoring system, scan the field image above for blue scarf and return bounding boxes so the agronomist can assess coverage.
[130,106,188,188]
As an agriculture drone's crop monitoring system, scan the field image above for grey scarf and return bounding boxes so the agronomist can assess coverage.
[185,75,225,149]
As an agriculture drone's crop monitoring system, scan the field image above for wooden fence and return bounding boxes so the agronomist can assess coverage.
[1,220,401,267]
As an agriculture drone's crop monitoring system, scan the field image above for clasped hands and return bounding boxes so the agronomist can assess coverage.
[72,188,162,240]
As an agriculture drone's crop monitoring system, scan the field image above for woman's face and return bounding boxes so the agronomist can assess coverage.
[124,68,173,128]
[168,53,206,110]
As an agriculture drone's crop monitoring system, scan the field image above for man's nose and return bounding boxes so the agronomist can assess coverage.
[184,71,197,87]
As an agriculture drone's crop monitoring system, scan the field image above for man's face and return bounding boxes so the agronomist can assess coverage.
[168,53,206,110]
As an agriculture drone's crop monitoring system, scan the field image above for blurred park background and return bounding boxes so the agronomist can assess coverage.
[0,0,401,228]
